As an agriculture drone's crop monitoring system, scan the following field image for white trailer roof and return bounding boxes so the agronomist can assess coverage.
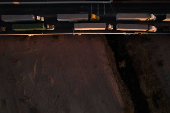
[74,23,106,30]
[57,14,88,20]
[116,13,149,19]
[163,14,170,21]
[1,15,35,21]
[117,24,148,31]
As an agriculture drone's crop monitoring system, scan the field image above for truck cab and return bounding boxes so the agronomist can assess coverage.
[90,14,100,21]
[149,14,156,21]
[37,16,44,21]
[46,24,55,30]
[148,25,157,32]
[108,24,113,30]
[0,27,6,32]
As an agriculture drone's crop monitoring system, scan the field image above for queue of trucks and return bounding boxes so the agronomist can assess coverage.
[1,13,170,33]
[73,23,157,32]
[72,13,158,32]
[0,15,55,31]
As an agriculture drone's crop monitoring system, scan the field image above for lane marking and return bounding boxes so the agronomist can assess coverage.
[110,4,115,14]
[98,4,99,15]
[91,4,92,14]
[104,4,105,15]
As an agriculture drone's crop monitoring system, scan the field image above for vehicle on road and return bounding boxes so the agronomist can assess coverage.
[74,23,108,30]
[116,24,157,32]
[57,14,100,22]
[0,27,6,32]
[108,24,113,30]
[47,24,55,30]
[12,23,55,31]
[1,15,44,22]
[116,13,156,21]
[163,14,170,21]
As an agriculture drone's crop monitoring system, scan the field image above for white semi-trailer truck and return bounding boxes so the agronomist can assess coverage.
[74,23,107,30]
[116,24,157,32]
[163,14,170,21]
[116,13,156,21]
[74,23,113,30]
[1,15,44,22]
[57,14,100,22]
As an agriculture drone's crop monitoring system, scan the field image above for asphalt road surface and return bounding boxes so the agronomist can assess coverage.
[1,15,170,34]
[140,35,170,102]
[0,3,170,15]
[0,3,170,34]
[0,35,124,113]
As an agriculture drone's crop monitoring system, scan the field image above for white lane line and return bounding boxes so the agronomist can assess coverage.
[104,4,105,15]
[91,4,92,14]
[98,4,99,15]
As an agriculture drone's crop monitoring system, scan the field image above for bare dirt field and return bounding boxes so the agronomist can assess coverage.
[114,0,169,1]
[0,35,126,113]
[0,0,109,2]
[123,35,170,113]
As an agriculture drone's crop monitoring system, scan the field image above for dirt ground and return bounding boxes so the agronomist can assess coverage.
[0,35,125,113]
[123,35,170,113]
[136,35,170,101]
[0,0,108,2]
[143,35,170,96]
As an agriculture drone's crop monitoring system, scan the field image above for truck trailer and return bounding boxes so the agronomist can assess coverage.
[163,14,170,21]
[57,14,100,22]
[1,15,44,22]
[116,24,157,32]
[12,23,55,31]
[74,23,106,30]
[116,13,156,21]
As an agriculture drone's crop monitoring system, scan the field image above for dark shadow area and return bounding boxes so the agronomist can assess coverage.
[105,34,150,113]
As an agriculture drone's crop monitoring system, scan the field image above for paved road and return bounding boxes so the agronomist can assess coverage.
[0,3,170,15]
[0,3,170,34]
[1,15,170,34]
[0,4,110,15]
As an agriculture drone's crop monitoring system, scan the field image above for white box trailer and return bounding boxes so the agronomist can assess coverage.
[74,23,106,30]
[116,13,156,21]
[116,24,157,32]
[57,14,89,22]
[1,15,44,22]
[163,14,170,21]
